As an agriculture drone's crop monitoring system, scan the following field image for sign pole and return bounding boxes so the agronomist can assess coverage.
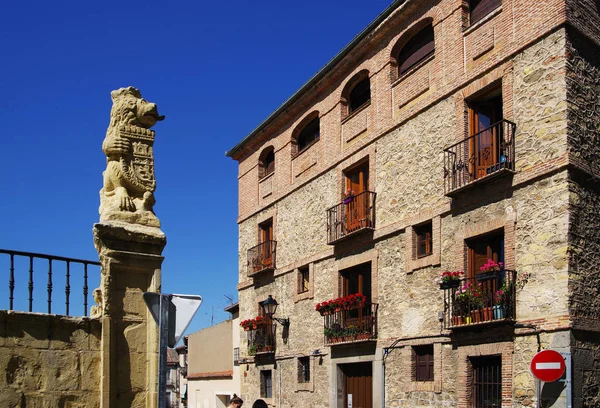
[158,294,171,408]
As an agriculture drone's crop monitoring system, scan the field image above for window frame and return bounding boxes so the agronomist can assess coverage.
[298,266,310,294]
[341,71,371,119]
[298,356,311,383]
[296,117,320,155]
[466,229,504,278]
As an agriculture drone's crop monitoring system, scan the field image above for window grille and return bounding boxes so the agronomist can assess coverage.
[260,370,273,398]
[233,347,240,366]
[471,355,502,408]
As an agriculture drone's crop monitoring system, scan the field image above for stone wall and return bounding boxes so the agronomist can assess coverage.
[0,311,101,407]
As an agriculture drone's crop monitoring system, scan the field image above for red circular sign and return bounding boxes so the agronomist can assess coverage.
[530,350,565,382]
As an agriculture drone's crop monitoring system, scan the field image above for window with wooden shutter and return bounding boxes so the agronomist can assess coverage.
[259,146,275,179]
[297,117,320,154]
[413,345,434,382]
[469,0,502,25]
[349,77,371,113]
[298,266,309,294]
[414,222,433,258]
[398,24,435,75]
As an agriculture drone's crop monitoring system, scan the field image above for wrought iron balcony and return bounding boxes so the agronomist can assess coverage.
[247,240,277,277]
[326,191,376,245]
[247,324,276,355]
[322,303,378,346]
[441,270,517,330]
[443,120,516,196]
[0,248,101,317]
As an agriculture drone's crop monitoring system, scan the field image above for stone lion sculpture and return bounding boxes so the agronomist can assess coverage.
[100,86,164,227]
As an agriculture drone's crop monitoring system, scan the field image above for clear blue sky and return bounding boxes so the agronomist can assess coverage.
[0,0,394,335]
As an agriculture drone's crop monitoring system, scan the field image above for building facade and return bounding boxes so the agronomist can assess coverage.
[227,0,600,407]
[186,304,241,408]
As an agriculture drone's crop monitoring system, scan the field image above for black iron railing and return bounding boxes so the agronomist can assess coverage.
[247,240,277,277]
[0,249,101,317]
[326,191,376,244]
[322,302,378,345]
[441,270,517,329]
[247,324,276,355]
[443,120,516,195]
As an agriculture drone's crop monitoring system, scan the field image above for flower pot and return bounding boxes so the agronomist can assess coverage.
[451,316,464,326]
[464,316,472,324]
[440,280,461,290]
[343,196,354,204]
[493,305,505,320]
[471,310,481,323]
[356,332,371,340]
[476,271,500,281]
[481,307,493,321]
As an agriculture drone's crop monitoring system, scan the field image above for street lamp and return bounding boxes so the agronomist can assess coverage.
[262,295,290,327]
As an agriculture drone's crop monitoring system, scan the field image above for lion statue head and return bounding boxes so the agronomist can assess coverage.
[108,86,164,131]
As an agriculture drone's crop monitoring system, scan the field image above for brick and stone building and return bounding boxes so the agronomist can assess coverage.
[226,0,600,407]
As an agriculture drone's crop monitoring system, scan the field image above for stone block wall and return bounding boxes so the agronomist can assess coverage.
[0,311,102,407]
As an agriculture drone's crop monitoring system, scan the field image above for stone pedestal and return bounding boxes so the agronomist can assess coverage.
[93,221,166,408]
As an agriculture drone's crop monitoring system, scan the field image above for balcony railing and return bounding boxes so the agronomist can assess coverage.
[441,270,517,330]
[443,120,516,196]
[247,324,276,355]
[247,240,277,277]
[326,191,376,245]
[322,303,378,346]
[1,249,101,317]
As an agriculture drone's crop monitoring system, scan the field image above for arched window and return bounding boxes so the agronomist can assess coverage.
[469,0,501,25]
[297,117,320,153]
[397,24,434,76]
[349,77,371,113]
[259,146,275,179]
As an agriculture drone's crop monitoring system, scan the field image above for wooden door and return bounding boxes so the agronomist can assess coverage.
[468,232,504,307]
[345,163,369,232]
[342,263,372,326]
[342,362,373,408]
[469,97,502,179]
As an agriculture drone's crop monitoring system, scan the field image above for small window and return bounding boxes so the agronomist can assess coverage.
[297,117,320,154]
[298,357,311,383]
[233,347,240,366]
[349,77,371,113]
[259,147,275,179]
[260,370,273,398]
[469,0,501,25]
[298,266,310,294]
[414,222,433,258]
[471,355,502,407]
[398,24,435,75]
[413,345,434,382]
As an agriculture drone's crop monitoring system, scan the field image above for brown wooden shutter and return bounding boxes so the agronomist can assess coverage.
[398,25,435,75]
[470,0,501,25]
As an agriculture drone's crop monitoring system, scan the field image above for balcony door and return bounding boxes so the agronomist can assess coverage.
[342,263,371,322]
[345,162,369,232]
[469,95,502,179]
[467,231,504,307]
[258,219,273,270]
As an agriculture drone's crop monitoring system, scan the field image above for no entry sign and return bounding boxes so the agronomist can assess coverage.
[530,350,566,382]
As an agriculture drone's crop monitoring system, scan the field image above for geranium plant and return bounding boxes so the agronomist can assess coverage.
[439,271,463,284]
[240,315,268,331]
[316,293,367,316]
[479,259,503,274]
